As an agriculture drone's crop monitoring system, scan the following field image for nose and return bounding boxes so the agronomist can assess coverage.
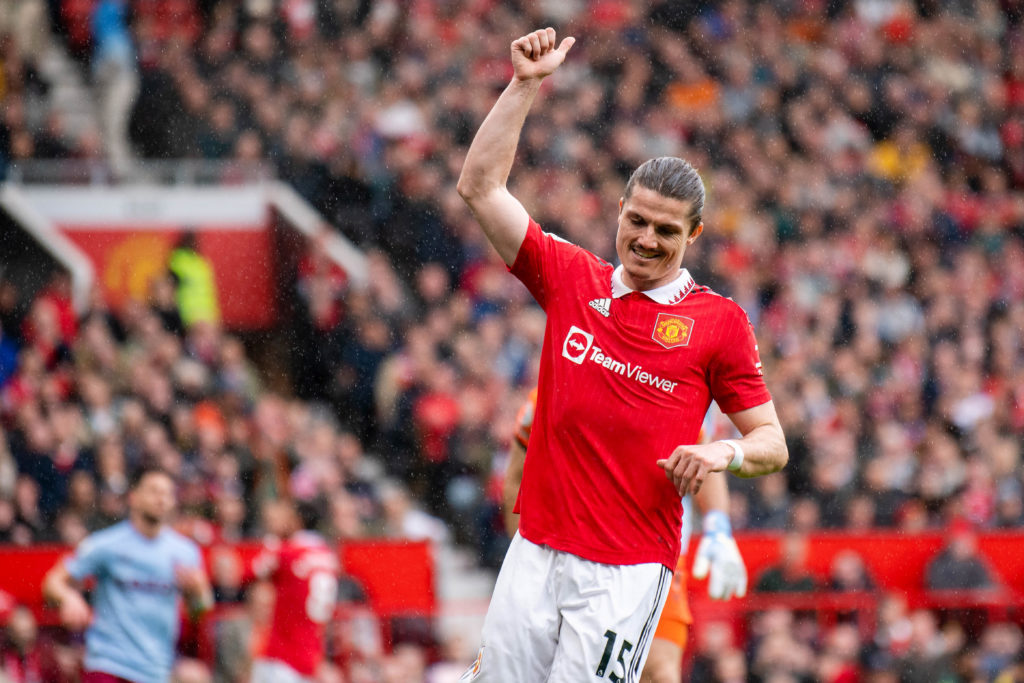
[635,224,658,247]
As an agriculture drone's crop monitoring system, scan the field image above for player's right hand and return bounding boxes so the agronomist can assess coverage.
[658,442,733,496]
[59,591,92,630]
[511,28,575,82]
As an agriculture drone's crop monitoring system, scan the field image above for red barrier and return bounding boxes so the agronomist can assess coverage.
[3,531,1021,626]
[0,539,435,624]
[728,529,1024,594]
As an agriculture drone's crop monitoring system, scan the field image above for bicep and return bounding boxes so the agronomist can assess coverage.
[462,187,530,266]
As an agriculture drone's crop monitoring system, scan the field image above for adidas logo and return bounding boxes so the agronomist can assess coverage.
[588,298,611,317]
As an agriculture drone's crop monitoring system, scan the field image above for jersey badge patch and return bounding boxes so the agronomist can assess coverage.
[588,297,611,317]
[652,313,694,349]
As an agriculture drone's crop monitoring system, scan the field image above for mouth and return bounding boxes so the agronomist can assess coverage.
[630,244,660,261]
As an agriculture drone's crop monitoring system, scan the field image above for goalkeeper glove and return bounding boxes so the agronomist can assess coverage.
[692,510,747,600]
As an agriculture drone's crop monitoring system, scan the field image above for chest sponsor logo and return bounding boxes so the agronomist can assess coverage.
[652,313,694,349]
[561,325,679,393]
[562,325,594,364]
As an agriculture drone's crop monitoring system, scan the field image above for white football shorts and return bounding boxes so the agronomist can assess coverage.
[461,532,672,682]
[250,658,312,683]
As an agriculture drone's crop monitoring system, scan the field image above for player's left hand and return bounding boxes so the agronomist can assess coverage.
[657,442,733,496]
[691,511,747,600]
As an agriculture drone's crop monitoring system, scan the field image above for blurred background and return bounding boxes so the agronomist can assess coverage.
[0,0,1023,680]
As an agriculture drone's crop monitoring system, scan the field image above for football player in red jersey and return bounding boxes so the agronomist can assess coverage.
[505,392,747,683]
[249,499,339,683]
[458,28,787,682]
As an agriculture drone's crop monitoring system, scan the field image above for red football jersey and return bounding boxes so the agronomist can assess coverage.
[510,219,770,569]
[252,531,339,676]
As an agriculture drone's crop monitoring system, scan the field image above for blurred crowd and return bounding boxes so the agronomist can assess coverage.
[2,0,1024,680]
[689,604,1024,683]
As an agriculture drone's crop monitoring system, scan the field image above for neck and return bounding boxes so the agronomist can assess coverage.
[130,513,162,538]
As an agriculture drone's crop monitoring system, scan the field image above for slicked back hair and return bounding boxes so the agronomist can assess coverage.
[623,157,706,234]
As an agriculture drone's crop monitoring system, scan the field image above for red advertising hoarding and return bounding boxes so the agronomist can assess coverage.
[22,186,277,330]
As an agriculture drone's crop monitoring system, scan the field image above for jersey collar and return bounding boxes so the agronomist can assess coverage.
[611,266,695,305]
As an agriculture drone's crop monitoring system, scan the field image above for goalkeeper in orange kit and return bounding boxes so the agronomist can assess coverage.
[504,390,747,683]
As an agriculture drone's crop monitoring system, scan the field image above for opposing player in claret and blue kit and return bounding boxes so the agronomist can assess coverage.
[43,466,212,683]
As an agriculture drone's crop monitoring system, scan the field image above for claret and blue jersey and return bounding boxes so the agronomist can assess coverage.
[510,218,770,570]
[65,520,202,683]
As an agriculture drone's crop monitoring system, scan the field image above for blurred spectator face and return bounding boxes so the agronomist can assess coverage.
[789,498,820,531]
[949,527,979,560]
[56,510,89,545]
[330,490,364,541]
[6,606,38,650]
[214,493,245,529]
[715,648,747,683]
[15,476,40,515]
[845,494,876,530]
[233,130,263,161]
[68,470,97,509]
[99,488,127,519]
[416,263,450,305]
[908,609,940,652]
[381,643,427,683]
[698,620,736,655]
[830,550,869,590]
[171,658,212,683]
[781,533,809,570]
[210,547,242,593]
[0,498,15,531]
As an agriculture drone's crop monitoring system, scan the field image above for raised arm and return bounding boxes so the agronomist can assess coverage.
[456,28,575,265]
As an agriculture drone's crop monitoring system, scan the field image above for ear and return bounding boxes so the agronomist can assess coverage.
[687,222,704,244]
[618,198,624,213]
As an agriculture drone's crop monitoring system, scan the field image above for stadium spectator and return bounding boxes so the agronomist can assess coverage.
[828,549,876,592]
[211,579,273,683]
[754,532,819,593]
[90,0,138,176]
[896,609,958,683]
[168,233,221,330]
[0,605,57,682]
[925,523,998,591]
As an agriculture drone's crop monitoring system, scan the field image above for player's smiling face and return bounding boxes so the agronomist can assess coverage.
[615,186,703,291]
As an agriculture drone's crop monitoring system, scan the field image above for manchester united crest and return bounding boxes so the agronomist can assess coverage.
[652,313,694,349]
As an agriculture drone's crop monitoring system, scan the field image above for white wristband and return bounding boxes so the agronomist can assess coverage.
[722,439,744,472]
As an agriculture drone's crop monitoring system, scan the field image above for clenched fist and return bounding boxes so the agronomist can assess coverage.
[511,28,575,82]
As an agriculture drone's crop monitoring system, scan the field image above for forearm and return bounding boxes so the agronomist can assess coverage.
[724,422,788,478]
[43,566,80,605]
[457,77,542,201]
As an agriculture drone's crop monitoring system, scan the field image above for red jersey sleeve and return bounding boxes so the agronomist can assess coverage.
[708,304,771,414]
[509,218,594,310]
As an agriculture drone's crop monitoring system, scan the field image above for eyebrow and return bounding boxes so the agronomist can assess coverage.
[626,210,684,233]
